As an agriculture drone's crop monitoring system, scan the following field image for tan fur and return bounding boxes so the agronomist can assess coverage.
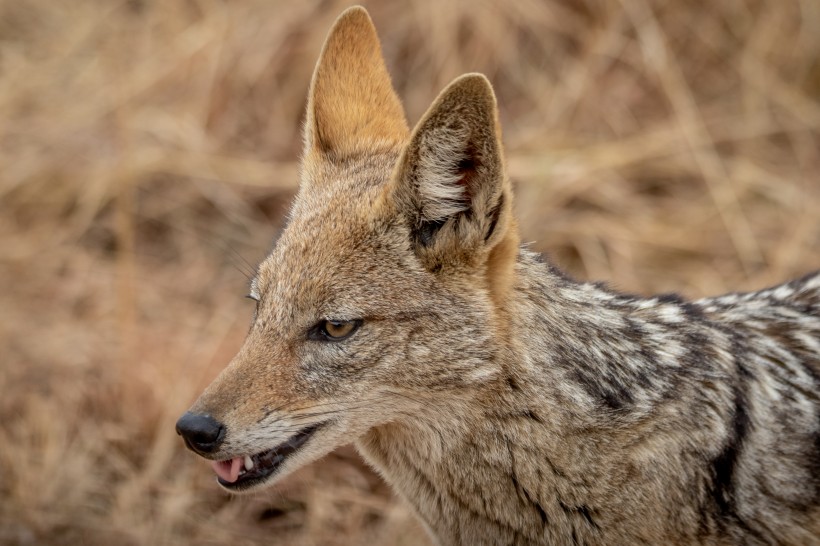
[304,6,408,160]
[179,7,820,545]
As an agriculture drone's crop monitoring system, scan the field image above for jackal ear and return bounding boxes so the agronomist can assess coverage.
[304,6,408,159]
[394,74,518,277]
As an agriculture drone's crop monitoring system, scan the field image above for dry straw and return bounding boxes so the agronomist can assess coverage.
[0,0,818,544]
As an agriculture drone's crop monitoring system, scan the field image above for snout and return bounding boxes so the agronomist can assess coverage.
[175,412,226,455]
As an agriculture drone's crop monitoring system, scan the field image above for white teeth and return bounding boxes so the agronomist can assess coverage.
[244,455,254,471]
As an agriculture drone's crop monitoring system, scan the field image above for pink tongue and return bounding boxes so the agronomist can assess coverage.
[211,457,242,483]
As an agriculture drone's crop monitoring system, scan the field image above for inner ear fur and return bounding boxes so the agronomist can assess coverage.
[393,74,519,298]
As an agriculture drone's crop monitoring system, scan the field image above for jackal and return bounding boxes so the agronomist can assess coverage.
[176,7,820,545]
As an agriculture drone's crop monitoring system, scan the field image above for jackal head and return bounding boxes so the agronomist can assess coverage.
[176,6,519,492]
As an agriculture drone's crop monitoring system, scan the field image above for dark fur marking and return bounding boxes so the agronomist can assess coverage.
[680,301,706,320]
[576,505,598,530]
[416,218,447,247]
[559,500,599,531]
[508,439,549,528]
[657,292,686,305]
[455,143,480,202]
[570,367,635,412]
[711,390,750,517]
[812,432,820,504]
[522,409,544,424]
[552,321,639,412]
[457,156,477,175]
[705,356,771,542]
[485,193,504,242]
[511,474,549,527]
[507,376,521,391]
[601,388,633,411]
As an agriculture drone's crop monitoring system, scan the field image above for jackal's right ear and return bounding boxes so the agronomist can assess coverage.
[304,6,408,159]
[393,74,519,292]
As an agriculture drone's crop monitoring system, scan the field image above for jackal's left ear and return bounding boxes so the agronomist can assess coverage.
[305,7,408,159]
[393,74,519,281]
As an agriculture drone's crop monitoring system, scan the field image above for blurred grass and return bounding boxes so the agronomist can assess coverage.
[0,0,818,544]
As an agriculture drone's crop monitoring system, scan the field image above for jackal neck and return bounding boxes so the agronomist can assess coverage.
[355,249,799,545]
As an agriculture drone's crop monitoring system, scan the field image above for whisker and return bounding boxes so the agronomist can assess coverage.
[135,208,259,281]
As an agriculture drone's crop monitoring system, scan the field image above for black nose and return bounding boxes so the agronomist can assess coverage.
[175,412,225,454]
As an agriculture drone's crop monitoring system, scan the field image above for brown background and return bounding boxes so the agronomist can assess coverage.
[1,0,818,544]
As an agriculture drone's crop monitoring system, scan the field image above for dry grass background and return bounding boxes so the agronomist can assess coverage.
[1,0,818,544]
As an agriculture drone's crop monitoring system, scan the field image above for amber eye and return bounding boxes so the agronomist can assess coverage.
[309,319,362,341]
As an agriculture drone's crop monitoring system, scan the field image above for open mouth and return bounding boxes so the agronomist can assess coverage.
[211,422,325,490]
